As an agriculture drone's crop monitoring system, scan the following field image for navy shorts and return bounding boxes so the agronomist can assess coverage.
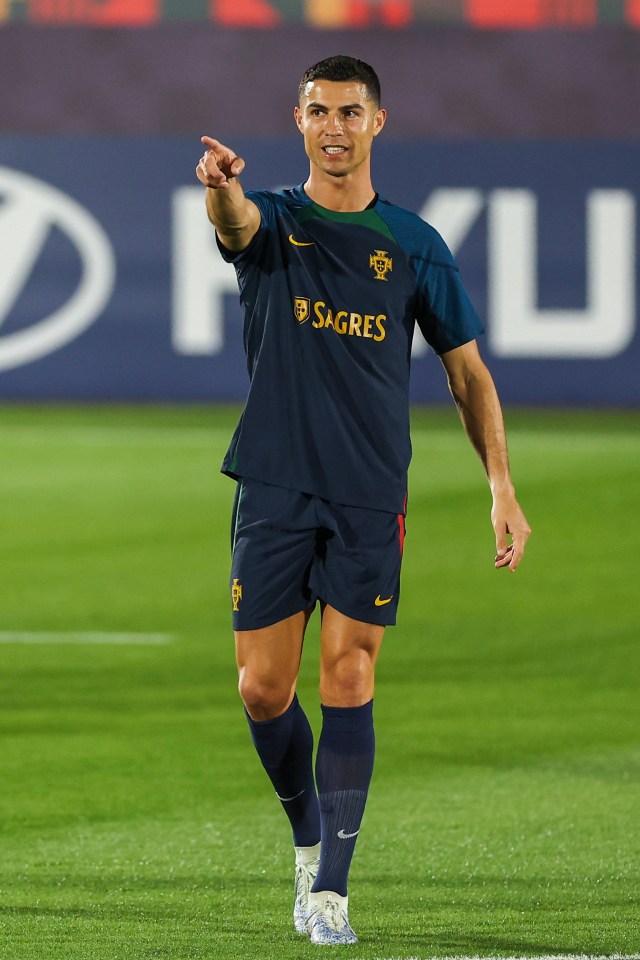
[229,478,406,631]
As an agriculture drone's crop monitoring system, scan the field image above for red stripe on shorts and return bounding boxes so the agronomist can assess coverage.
[397,492,407,553]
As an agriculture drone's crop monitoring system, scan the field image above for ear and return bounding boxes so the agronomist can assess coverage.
[372,108,387,137]
[294,105,304,134]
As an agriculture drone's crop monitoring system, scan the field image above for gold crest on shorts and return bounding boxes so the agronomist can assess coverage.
[232,578,243,611]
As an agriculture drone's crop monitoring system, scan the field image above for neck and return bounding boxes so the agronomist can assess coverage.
[303,169,376,212]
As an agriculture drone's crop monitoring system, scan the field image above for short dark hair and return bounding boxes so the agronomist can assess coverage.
[298,55,381,107]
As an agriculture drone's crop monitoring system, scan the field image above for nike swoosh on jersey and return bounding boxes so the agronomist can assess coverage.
[337,829,360,840]
[288,234,315,247]
[375,595,394,606]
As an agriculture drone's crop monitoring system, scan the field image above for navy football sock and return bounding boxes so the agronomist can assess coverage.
[245,695,321,848]
[312,700,375,897]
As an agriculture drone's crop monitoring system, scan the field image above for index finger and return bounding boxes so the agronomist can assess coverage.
[200,136,224,152]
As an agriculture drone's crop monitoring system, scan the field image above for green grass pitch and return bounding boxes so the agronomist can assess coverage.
[1,405,638,960]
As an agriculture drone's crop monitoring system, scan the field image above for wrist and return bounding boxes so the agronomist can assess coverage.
[490,477,515,499]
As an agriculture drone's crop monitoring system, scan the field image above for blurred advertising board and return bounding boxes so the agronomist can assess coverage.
[2,0,639,27]
[0,136,638,404]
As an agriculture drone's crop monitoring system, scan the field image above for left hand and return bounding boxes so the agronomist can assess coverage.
[491,491,531,572]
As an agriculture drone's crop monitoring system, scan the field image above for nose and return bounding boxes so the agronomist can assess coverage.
[325,112,344,136]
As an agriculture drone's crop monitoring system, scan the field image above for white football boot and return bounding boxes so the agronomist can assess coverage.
[293,842,321,935]
[307,890,358,945]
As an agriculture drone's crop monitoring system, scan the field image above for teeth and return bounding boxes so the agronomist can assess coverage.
[324,147,346,154]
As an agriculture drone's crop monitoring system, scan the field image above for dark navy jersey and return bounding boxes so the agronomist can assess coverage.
[217,184,483,514]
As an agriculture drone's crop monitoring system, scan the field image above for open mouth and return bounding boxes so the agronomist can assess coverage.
[322,146,348,155]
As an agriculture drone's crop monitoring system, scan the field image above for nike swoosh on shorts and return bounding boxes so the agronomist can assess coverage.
[374,595,393,606]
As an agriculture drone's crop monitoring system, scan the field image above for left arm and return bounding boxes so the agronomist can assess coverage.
[440,340,531,572]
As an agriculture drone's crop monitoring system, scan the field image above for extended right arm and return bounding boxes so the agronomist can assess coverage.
[196,135,261,251]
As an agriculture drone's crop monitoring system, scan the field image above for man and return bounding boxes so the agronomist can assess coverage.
[196,55,530,946]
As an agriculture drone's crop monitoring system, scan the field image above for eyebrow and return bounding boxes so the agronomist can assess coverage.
[306,102,366,112]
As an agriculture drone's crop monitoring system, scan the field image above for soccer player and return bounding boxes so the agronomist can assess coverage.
[196,55,531,945]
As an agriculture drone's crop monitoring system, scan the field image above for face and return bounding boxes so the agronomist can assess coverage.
[294,80,386,179]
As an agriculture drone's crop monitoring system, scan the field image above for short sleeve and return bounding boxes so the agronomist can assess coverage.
[412,230,484,355]
[373,200,484,356]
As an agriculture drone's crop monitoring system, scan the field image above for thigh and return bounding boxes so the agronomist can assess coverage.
[230,478,318,631]
[236,607,314,720]
[311,500,406,627]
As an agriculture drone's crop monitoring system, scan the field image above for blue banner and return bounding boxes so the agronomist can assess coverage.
[0,136,638,404]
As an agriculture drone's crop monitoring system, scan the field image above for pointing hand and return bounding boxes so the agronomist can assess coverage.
[196,136,246,189]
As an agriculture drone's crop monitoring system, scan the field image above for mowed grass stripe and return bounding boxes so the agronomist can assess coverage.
[1,425,228,447]
[0,631,172,645]
[365,956,640,960]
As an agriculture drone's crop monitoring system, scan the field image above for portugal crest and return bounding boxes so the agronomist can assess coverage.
[294,296,310,323]
[231,578,243,612]
[369,249,393,281]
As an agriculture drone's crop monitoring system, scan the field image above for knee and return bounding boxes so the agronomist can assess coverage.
[238,667,293,720]
[320,648,374,706]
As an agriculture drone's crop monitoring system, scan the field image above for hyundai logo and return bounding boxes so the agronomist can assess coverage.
[0,167,115,372]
